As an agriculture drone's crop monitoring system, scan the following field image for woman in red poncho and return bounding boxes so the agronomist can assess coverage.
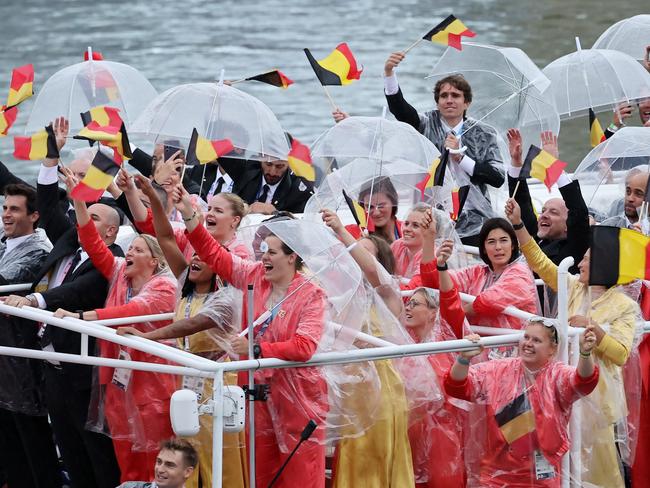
[55,177,178,482]
[390,203,429,280]
[445,322,600,487]
[174,184,328,488]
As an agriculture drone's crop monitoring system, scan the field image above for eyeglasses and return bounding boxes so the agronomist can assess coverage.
[405,299,425,309]
[360,202,391,212]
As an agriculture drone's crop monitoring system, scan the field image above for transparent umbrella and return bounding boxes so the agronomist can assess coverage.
[593,15,650,61]
[310,115,440,182]
[130,82,289,160]
[426,42,559,148]
[572,127,650,218]
[26,57,157,133]
[542,47,650,119]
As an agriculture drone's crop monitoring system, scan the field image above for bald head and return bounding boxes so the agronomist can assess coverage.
[69,158,92,181]
[537,197,568,240]
[88,203,120,245]
[625,172,649,223]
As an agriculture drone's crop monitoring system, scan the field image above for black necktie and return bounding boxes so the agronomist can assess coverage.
[64,249,83,281]
[214,177,225,195]
[257,184,270,203]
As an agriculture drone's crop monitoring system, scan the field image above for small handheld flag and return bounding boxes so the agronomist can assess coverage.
[415,149,449,199]
[342,189,368,229]
[0,106,18,136]
[422,15,476,50]
[6,64,34,108]
[304,43,363,86]
[589,226,650,286]
[450,185,470,221]
[84,51,104,61]
[588,108,606,148]
[245,70,293,89]
[186,128,234,165]
[287,139,315,182]
[71,150,121,202]
[521,145,567,191]
[75,106,132,162]
[14,124,59,160]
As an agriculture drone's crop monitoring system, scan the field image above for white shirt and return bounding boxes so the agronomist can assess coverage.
[38,164,59,185]
[257,178,281,204]
[207,170,234,199]
[3,234,32,255]
[34,249,89,309]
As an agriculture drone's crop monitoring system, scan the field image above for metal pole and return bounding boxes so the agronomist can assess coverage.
[247,284,256,488]
[212,368,224,488]
[569,332,582,487]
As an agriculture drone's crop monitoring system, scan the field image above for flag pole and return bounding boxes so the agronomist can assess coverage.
[403,38,423,54]
[321,85,338,111]
[512,180,522,199]
[229,78,246,85]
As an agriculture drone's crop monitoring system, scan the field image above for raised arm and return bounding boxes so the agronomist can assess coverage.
[383,51,421,130]
[116,168,148,223]
[506,128,538,237]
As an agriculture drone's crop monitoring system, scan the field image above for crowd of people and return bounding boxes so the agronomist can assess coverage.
[0,43,647,488]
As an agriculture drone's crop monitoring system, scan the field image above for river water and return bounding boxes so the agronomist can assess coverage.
[0,0,648,180]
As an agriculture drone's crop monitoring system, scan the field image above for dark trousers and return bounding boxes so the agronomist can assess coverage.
[44,365,121,488]
[0,407,61,488]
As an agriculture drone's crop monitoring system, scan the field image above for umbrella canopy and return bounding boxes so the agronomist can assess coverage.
[572,127,650,217]
[426,42,559,148]
[130,82,289,160]
[542,48,650,119]
[26,59,157,133]
[593,15,650,61]
[310,116,440,182]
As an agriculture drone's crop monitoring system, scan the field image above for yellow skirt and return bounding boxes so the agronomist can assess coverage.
[332,359,415,488]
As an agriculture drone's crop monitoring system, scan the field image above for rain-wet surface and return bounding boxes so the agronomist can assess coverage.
[0,0,647,178]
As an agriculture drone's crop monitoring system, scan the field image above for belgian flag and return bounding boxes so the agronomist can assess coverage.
[450,185,470,221]
[287,139,315,182]
[70,150,121,202]
[0,106,18,136]
[80,106,123,129]
[186,128,234,165]
[304,43,363,86]
[75,106,132,162]
[83,51,104,61]
[342,189,367,229]
[495,391,537,459]
[6,64,34,108]
[422,15,476,51]
[589,226,650,286]
[589,108,606,148]
[13,124,59,160]
[521,145,567,191]
[245,70,294,89]
[415,149,449,199]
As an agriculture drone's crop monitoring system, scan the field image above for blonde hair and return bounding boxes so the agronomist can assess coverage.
[137,234,168,274]
[213,193,248,229]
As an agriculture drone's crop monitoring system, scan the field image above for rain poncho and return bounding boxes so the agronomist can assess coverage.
[173,281,247,488]
[444,357,599,487]
[0,229,52,415]
[186,223,327,488]
[390,237,422,280]
[77,221,178,483]
[520,238,640,488]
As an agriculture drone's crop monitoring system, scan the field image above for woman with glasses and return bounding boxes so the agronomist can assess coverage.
[505,197,640,488]
[445,320,599,487]
[347,177,402,244]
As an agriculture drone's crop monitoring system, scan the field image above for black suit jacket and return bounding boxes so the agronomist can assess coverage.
[220,159,314,213]
[34,181,123,390]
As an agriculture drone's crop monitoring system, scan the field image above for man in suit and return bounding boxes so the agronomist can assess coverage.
[220,155,314,214]
[4,155,123,488]
[0,183,61,488]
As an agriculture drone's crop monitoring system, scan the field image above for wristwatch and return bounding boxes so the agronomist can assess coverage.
[513,222,525,230]
[253,344,262,359]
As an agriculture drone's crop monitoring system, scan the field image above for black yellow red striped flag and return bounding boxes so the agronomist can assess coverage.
[450,185,470,221]
[245,70,294,89]
[13,124,59,160]
[415,149,449,199]
[70,150,121,202]
[186,128,234,165]
[304,43,363,86]
[287,139,315,182]
[342,189,368,229]
[589,226,650,286]
[423,15,476,50]
[521,145,567,191]
[6,64,34,108]
[589,108,606,148]
[75,106,132,162]
[495,391,536,459]
[0,106,18,136]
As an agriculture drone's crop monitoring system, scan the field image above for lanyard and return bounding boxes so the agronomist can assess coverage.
[125,286,133,304]
[256,306,280,338]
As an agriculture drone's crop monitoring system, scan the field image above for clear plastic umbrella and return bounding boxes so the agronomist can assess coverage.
[25,57,157,133]
[572,127,650,217]
[130,82,289,160]
[593,15,650,61]
[426,42,559,148]
[310,115,440,183]
[542,47,650,119]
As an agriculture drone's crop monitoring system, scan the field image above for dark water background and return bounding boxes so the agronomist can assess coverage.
[0,0,648,180]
